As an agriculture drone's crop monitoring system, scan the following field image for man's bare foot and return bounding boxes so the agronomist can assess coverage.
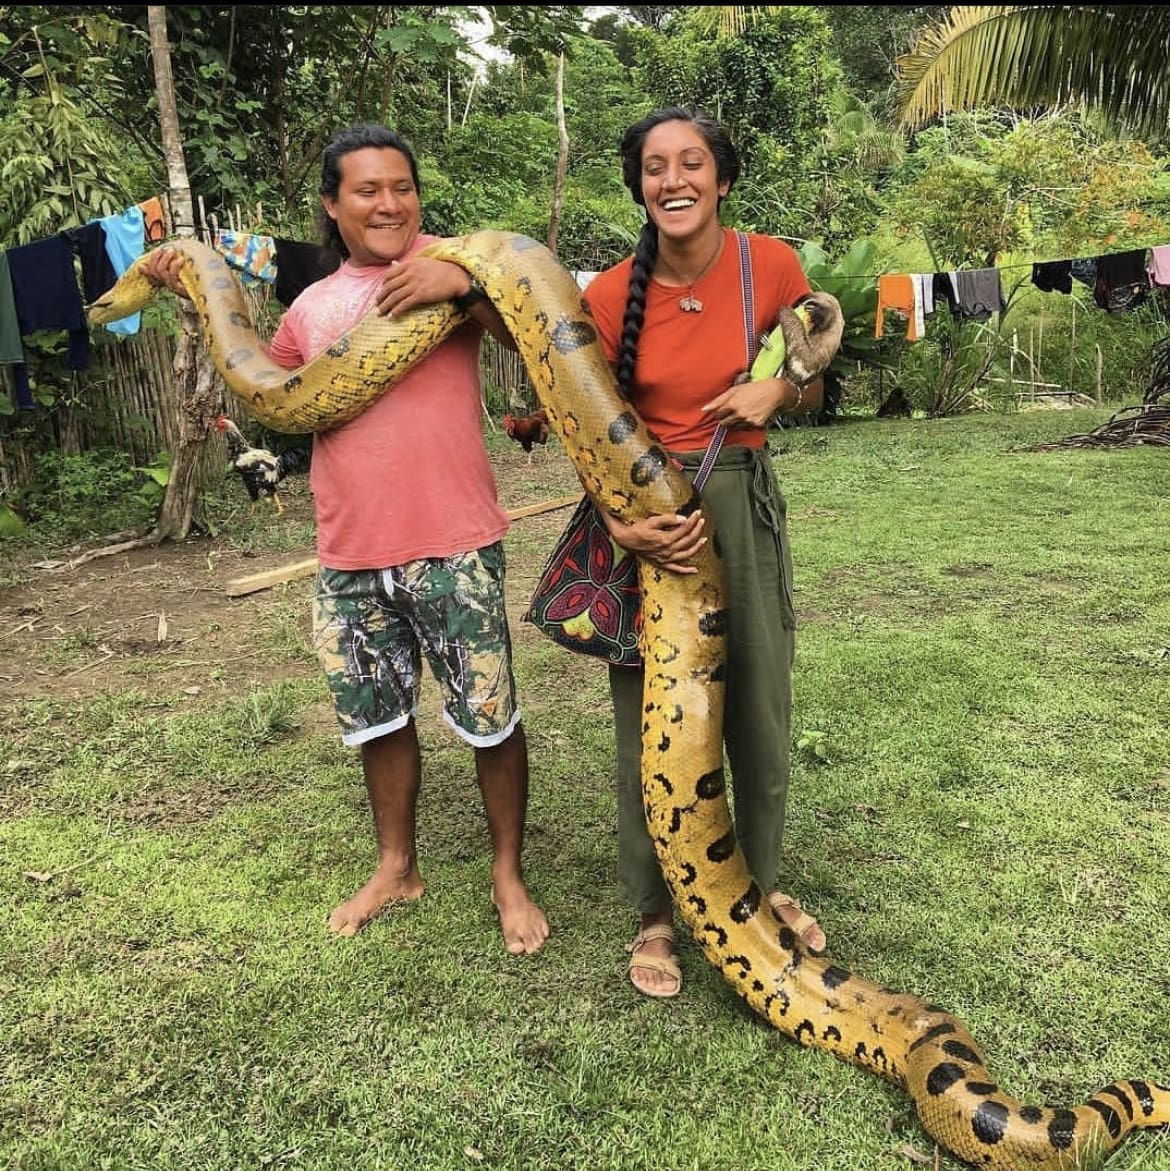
[327,865,424,937]
[490,878,549,955]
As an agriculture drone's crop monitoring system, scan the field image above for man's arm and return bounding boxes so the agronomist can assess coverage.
[375,256,517,351]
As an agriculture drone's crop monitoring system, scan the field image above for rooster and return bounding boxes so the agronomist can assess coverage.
[502,408,551,464]
[214,414,310,515]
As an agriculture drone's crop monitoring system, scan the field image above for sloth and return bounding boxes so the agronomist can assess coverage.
[772,290,845,386]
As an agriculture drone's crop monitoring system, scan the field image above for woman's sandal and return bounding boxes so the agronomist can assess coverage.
[768,890,827,955]
[625,923,682,999]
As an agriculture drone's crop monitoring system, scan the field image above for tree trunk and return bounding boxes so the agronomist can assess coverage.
[146,5,217,543]
[547,52,568,256]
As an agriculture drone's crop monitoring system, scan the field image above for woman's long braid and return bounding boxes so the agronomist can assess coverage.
[616,222,658,400]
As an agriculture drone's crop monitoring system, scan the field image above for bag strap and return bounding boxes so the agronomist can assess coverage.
[692,230,755,491]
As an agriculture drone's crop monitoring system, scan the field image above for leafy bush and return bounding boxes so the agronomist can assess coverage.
[6,448,162,542]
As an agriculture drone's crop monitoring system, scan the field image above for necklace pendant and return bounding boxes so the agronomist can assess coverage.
[679,293,703,313]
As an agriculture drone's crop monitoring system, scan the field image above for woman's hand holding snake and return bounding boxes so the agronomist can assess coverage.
[602,509,706,575]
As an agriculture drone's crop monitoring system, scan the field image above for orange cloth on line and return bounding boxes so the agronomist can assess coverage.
[137,197,166,243]
[583,229,811,453]
[875,273,918,341]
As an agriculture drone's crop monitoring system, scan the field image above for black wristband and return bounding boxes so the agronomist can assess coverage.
[453,279,486,314]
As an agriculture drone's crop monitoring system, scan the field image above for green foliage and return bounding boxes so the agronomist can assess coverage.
[0,88,132,244]
[6,448,160,540]
[822,5,947,118]
[428,113,560,233]
[631,7,839,239]
[896,6,1170,139]
[480,6,589,66]
[891,152,1028,268]
[1,6,469,223]
[1002,287,1169,405]
[894,313,1009,415]
[500,187,637,272]
[887,111,1170,268]
[797,92,906,253]
[134,450,171,510]
[0,501,26,536]
[561,37,652,173]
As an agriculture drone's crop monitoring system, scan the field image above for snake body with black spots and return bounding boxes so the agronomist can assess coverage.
[89,232,1169,1170]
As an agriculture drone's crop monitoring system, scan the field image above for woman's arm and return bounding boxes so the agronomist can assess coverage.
[701,373,824,429]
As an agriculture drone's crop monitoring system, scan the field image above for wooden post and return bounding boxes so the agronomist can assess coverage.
[1037,313,1044,393]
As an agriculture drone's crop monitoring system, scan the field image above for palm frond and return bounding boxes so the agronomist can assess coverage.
[691,6,783,39]
[896,6,1170,137]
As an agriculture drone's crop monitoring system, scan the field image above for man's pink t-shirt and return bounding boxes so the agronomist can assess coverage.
[268,234,509,569]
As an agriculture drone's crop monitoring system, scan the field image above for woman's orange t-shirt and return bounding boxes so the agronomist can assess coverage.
[583,228,811,453]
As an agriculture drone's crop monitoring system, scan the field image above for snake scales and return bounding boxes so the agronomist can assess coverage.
[89,232,1169,1170]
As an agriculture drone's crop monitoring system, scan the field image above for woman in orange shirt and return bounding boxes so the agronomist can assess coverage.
[582,106,827,998]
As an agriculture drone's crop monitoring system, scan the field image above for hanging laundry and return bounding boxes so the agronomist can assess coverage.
[911,273,934,336]
[874,273,919,341]
[932,272,960,315]
[5,235,90,409]
[1070,257,1097,288]
[1092,249,1149,313]
[272,238,342,308]
[1031,260,1072,294]
[1147,245,1170,288]
[213,230,277,286]
[0,252,25,375]
[953,268,1005,321]
[65,222,118,303]
[137,196,167,244]
[98,206,147,336]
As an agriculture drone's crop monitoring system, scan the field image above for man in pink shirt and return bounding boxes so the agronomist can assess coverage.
[146,124,548,956]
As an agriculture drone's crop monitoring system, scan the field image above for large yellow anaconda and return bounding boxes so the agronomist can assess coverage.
[88,232,1169,1170]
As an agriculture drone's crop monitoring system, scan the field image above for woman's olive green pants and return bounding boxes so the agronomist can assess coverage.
[610,444,796,914]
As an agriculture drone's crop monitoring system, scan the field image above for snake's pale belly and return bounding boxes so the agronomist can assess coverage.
[89,233,1169,1170]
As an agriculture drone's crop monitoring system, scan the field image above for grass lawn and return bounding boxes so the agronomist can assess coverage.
[3,407,1169,1171]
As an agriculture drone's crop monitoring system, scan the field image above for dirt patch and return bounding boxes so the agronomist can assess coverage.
[0,442,582,708]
